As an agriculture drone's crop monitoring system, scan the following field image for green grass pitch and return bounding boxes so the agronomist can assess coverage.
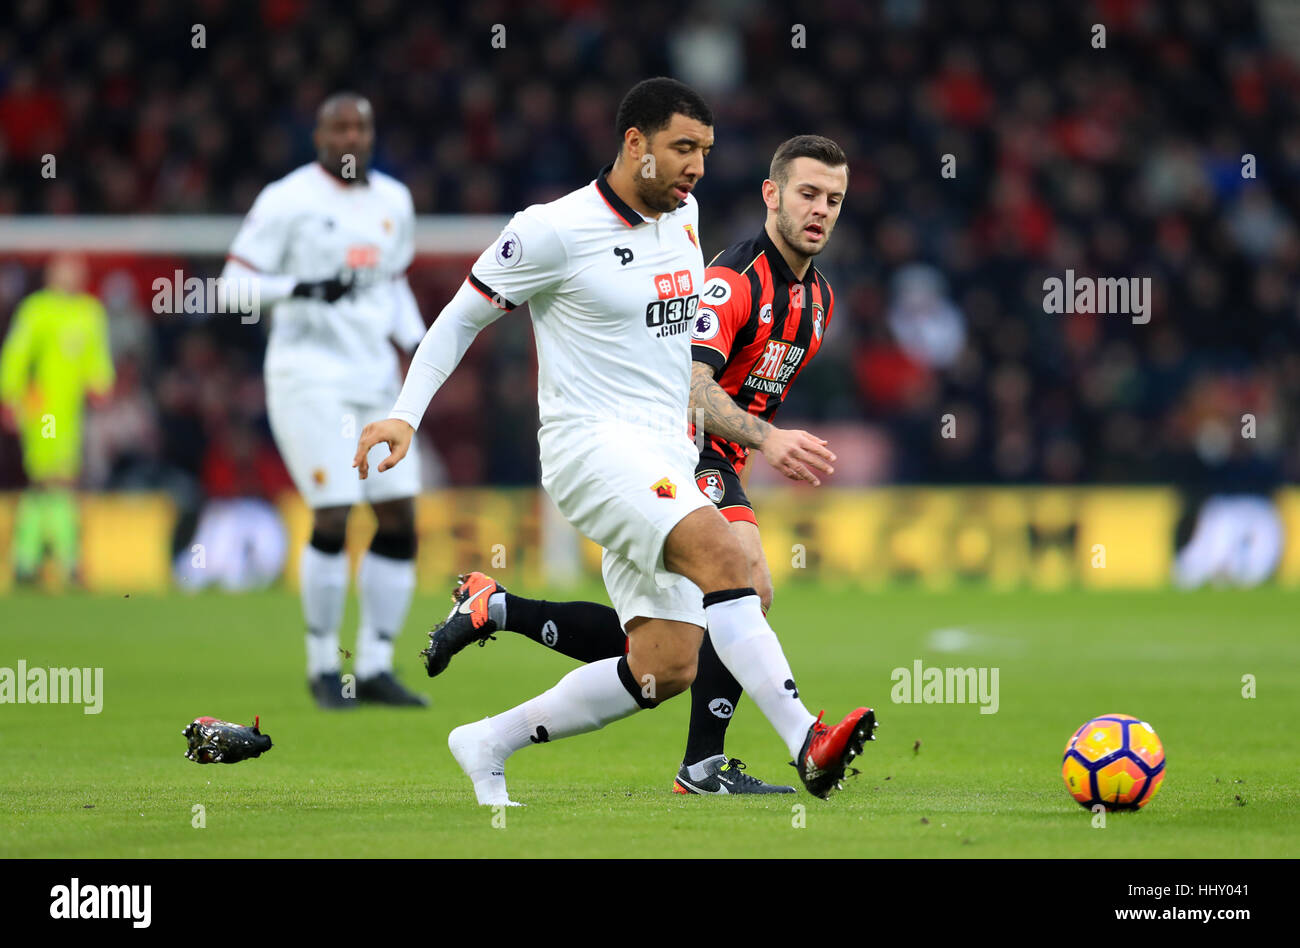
[2,585,1296,858]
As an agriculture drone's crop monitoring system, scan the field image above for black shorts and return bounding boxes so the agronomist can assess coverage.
[694,449,756,525]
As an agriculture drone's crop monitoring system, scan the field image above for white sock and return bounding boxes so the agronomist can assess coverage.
[355,551,415,679]
[300,543,349,677]
[486,657,642,753]
[704,593,817,758]
[449,719,519,806]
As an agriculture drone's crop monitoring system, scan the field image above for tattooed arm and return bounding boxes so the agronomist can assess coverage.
[690,361,837,486]
[690,361,773,448]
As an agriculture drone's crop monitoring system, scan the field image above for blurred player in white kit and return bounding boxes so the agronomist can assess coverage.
[222,93,429,709]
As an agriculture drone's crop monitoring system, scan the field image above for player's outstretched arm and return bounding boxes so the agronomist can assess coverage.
[222,184,356,310]
[221,258,353,308]
[689,361,836,486]
[353,418,413,479]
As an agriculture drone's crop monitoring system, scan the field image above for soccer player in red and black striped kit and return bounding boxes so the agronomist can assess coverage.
[426,135,848,794]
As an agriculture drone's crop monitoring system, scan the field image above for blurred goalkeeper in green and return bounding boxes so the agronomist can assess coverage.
[0,253,114,585]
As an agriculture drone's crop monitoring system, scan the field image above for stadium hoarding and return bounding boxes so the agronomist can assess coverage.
[3,487,1300,593]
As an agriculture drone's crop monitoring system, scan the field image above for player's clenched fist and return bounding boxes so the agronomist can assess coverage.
[353,418,414,479]
[759,427,836,487]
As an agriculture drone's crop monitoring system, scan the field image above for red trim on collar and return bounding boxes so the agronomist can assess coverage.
[594,166,642,227]
[595,183,640,227]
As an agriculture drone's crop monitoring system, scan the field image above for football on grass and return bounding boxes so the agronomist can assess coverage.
[1062,714,1165,810]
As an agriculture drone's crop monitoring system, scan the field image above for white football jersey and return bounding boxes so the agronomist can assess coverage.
[227,162,421,398]
[465,165,705,439]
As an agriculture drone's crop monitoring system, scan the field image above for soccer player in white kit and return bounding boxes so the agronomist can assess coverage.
[354,79,875,801]
[222,93,428,709]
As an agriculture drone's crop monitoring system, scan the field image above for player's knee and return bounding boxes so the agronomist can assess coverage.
[372,498,415,536]
[650,654,697,700]
[309,508,349,554]
[627,627,699,703]
[756,578,774,614]
[369,501,416,560]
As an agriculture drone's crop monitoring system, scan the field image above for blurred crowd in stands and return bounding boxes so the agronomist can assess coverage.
[2,0,1297,498]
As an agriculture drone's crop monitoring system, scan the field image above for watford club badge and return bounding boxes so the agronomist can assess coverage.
[696,470,725,504]
[651,477,677,499]
[683,223,698,248]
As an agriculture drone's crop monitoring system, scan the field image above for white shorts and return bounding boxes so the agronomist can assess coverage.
[540,421,710,629]
[266,383,421,509]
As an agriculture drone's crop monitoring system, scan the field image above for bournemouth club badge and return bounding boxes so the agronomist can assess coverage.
[696,470,725,505]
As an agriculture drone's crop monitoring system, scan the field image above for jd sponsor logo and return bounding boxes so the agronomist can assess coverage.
[50,878,151,928]
[541,620,558,648]
[0,661,103,714]
[708,698,734,719]
[890,660,999,714]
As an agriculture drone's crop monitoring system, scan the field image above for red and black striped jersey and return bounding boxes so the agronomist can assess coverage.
[689,227,835,473]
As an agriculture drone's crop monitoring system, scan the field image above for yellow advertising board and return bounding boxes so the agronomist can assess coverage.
[0,487,1296,593]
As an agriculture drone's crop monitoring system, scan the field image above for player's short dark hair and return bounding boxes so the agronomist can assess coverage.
[769,135,848,189]
[615,78,713,143]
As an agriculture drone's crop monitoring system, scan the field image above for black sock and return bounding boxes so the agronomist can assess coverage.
[682,630,743,766]
[502,593,627,664]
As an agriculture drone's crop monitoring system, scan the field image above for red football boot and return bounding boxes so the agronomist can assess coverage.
[796,707,877,798]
